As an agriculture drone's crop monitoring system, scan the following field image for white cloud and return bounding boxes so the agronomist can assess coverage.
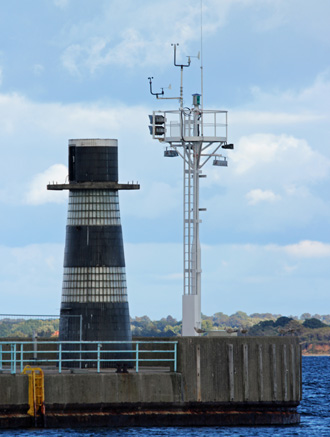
[25,164,68,205]
[296,70,330,112]
[231,134,330,184]
[58,0,228,74]
[246,188,280,205]
[283,240,330,258]
[228,71,330,153]
[0,92,150,139]
[61,32,170,74]
[248,70,330,114]
[231,134,286,175]
[56,0,330,76]
[61,31,153,74]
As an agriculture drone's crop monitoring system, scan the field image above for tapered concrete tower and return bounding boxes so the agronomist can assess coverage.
[48,139,139,351]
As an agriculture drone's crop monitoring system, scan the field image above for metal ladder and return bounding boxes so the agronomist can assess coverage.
[23,366,45,425]
[184,145,193,296]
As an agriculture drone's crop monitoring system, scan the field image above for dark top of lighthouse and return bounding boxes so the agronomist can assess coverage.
[68,139,118,184]
[47,138,139,191]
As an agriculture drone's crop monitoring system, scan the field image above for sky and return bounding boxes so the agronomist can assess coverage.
[0,0,329,320]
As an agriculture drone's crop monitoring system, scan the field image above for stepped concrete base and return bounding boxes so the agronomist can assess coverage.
[0,404,300,428]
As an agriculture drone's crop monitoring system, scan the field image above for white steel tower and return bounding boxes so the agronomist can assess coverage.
[148,45,233,336]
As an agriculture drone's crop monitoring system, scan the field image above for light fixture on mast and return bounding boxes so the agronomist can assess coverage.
[148,43,234,336]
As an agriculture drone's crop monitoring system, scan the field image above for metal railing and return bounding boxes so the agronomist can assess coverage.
[0,341,178,374]
[152,109,228,142]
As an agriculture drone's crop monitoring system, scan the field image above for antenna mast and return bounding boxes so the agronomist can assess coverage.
[148,41,234,336]
[200,0,204,135]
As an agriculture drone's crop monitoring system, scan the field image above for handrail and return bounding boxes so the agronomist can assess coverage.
[153,109,228,143]
[0,340,178,374]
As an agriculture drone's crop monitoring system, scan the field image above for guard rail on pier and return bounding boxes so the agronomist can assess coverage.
[0,340,177,374]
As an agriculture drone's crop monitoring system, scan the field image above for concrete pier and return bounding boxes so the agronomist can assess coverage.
[0,336,301,427]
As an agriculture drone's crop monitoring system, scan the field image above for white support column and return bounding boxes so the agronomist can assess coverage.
[182,138,202,336]
[182,294,200,336]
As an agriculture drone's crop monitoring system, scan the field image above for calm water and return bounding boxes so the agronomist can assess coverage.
[0,356,329,436]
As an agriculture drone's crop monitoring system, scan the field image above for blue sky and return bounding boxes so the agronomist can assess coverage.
[0,0,329,320]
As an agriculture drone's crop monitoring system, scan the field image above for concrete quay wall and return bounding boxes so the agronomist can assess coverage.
[0,337,302,427]
[177,336,301,403]
[0,373,182,408]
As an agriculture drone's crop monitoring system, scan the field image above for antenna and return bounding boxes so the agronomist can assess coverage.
[148,77,164,98]
[200,0,204,135]
[172,43,190,108]
[148,77,180,102]
[172,43,191,68]
[148,44,198,105]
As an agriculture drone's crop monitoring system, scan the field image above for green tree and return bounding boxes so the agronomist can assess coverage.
[303,318,328,329]
[274,317,293,327]
[212,312,229,327]
[202,319,214,331]
[228,311,249,328]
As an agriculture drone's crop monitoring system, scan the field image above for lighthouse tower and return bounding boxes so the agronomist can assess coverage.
[48,139,139,356]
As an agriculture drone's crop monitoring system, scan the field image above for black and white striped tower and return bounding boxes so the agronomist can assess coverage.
[48,139,139,353]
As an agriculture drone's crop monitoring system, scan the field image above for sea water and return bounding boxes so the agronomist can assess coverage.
[0,356,329,436]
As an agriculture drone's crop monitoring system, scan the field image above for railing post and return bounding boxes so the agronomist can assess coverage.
[79,316,83,369]
[20,343,24,373]
[97,344,101,373]
[11,344,16,375]
[59,343,62,374]
[33,331,37,362]
[135,343,139,373]
[174,342,177,372]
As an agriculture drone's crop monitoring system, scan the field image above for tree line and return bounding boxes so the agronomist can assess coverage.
[1,311,330,354]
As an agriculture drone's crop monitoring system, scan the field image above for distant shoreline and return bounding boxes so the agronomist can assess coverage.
[302,354,330,357]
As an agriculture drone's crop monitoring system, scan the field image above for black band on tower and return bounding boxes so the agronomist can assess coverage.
[63,225,125,267]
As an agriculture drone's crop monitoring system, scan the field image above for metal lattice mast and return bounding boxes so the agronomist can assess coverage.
[148,46,234,336]
[183,138,201,329]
